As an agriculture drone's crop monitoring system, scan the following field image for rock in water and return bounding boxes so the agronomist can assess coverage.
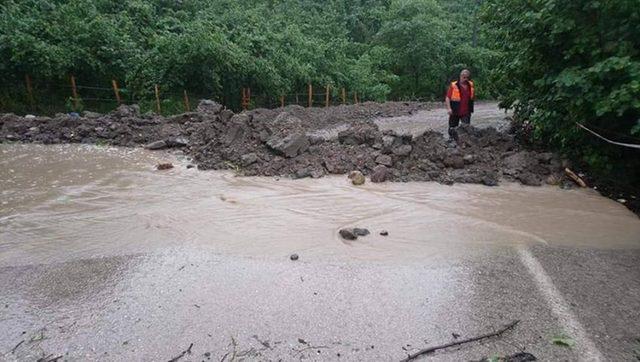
[156,163,174,170]
[380,230,389,236]
[353,228,370,236]
[348,171,365,185]
[339,228,357,240]
[290,254,299,261]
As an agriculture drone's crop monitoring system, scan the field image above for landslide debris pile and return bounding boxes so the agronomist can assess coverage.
[0,100,563,186]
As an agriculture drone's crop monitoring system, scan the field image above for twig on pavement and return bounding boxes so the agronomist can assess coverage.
[400,320,520,362]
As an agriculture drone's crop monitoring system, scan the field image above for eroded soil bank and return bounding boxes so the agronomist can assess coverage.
[1,101,569,189]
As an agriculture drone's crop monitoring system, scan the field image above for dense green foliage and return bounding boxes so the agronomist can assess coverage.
[483,0,640,187]
[0,0,489,113]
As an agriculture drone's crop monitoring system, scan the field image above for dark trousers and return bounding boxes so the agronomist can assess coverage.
[448,114,471,140]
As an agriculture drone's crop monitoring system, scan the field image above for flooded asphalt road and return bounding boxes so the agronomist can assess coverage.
[1,143,640,361]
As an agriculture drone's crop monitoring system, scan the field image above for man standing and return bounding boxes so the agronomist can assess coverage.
[445,69,475,141]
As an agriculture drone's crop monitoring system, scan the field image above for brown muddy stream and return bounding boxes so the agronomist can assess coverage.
[1,144,639,267]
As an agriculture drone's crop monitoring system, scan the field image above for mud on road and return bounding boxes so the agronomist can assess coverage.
[1,100,565,187]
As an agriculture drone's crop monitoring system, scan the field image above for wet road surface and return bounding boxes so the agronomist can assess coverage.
[374,102,511,137]
[1,144,639,361]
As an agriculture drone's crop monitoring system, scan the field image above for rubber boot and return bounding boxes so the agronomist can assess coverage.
[448,127,459,142]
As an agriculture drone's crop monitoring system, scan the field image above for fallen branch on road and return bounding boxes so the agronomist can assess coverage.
[168,343,193,362]
[400,320,520,362]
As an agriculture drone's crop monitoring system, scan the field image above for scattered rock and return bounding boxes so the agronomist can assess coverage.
[25,114,36,119]
[266,133,309,158]
[156,163,174,170]
[290,254,299,261]
[112,104,140,118]
[145,140,167,150]
[463,154,475,164]
[518,172,542,186]
[392,144,412,156]
[166,136,189,147]
[375,154,393,166]
[371,165,390,183]
[339,228,357,240]
[186,164,195,169]
[348,170,365,185]
[82,111,102,118]
[353,228,370,236]
[241,153,259,166]
[196,100,223,114]
[443,155,465,169]
[545,174,561,185]
[380,230,388,236]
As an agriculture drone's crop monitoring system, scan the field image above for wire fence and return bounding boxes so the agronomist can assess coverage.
[1,75,394,117]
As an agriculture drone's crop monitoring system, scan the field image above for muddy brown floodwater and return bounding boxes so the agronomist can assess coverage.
[2,144,640,362]
[2,143,638,267]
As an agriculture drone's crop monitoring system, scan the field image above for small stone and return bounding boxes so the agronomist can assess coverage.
[463,154,475,164]
[545,174,561,185]
[371,165,390,183]
[375,154,393,166]
[241,153,259,166]
[380,230,388,236]
[145,140,167,150]
[392,144,412,156]
[443,155,465,169]
[348,171,365,185]
[353,228,370,236]
[196,99,223,114]
[290,254,299,261]
[339,228,357,240]
[25,114,36,119]
[617,198,627,204]
[156,163,174,170]
[186,164,195,169]
[166,136,189,147]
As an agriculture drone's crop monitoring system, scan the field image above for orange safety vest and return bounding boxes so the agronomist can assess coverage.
[448,80,475,114]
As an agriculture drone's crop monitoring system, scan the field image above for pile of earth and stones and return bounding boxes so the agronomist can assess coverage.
[1,100,569,187]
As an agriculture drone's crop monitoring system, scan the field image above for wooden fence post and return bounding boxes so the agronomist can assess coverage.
[241,87,251,110]
[308,83,312,107]
[325,85,330,107]
[154,84,161,113]
[341,87,346,105]
[70,75,79,111]
[25,74,34,110]
[183,90,190,112]
[354,91,358,105]
[280,95,285,108]
[111,80,121,104]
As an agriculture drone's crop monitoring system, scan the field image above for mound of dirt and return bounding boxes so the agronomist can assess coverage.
[1,100,565,187]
